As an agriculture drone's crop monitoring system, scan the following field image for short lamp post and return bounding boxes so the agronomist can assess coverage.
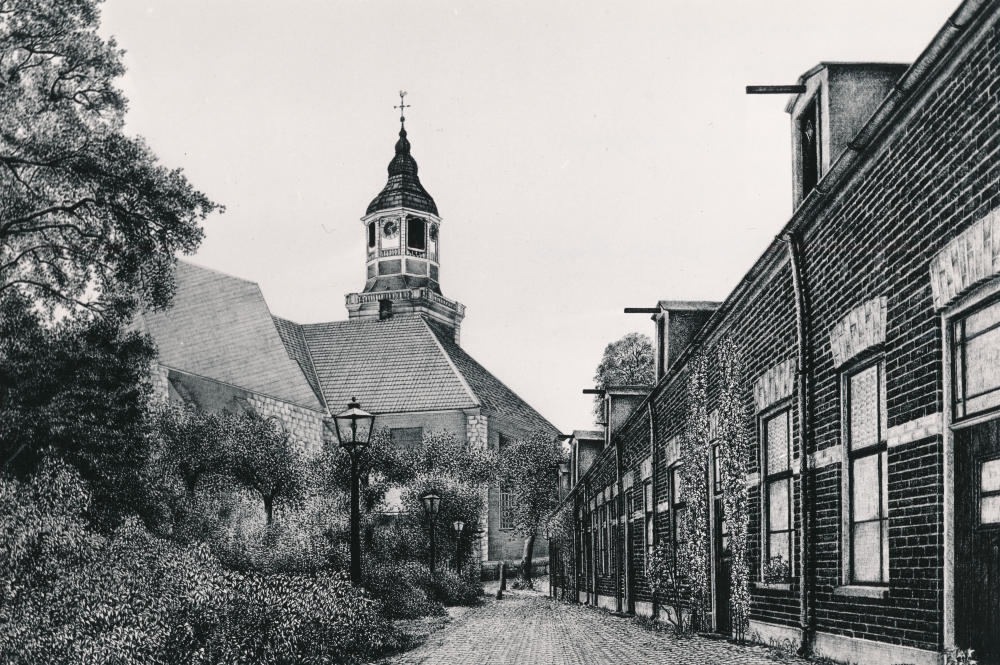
[544,523,554,598]
[420,492,442,573]
[334,398,375,586]
[452,520,465,575]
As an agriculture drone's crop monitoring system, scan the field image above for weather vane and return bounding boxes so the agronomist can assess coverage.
[394,91,410,125]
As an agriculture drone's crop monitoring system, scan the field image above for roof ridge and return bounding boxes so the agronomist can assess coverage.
[175,258,260,286]
[419,317,481,409]
[273,315,331,415]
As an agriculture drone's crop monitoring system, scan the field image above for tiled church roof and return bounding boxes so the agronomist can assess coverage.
[366,127,438,216]
[302,316,477,414]
[140,261,324,412]
[271,316,327,410]
[426,320,560,437]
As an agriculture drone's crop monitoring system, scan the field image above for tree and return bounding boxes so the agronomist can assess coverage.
[228,414,306,526]
[152,404,231,496]
[0,0,220,320]
[498,433,565,589]
[0,292,155,529]
[592,332,655,422]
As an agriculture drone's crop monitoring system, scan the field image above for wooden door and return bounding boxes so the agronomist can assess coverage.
[714,495,732,636]
[955,418,1000,665]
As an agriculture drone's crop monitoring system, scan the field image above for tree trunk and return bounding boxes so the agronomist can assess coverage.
[264,495,273,525]
[521,532,536,589]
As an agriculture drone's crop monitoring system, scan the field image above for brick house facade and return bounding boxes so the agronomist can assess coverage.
[552,1,1000,663]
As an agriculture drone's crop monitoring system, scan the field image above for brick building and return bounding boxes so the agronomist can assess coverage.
[551,1,1000,663]
[139,115,558,565]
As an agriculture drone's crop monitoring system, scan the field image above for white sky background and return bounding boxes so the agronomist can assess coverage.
[99,0,958,434]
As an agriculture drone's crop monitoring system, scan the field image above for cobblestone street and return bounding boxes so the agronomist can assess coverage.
[384,586,810,665]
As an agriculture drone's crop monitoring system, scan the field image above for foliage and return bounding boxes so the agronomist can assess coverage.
[592,331,655,421]
[678,353,710,630]
[152,403,231,495]
[0,293,155,529]
[497,432,565,587]
[945,647,978,665]
[762,556,790,585]
[362,561,480,620]
[718,336,752,641]
[0,462,400,665]
[545,503,574,595]
[228,413,307,525]
[645,540,692,636]
[0,0,220,320]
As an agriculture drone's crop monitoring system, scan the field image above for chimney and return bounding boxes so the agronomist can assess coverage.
[787,63,909,209]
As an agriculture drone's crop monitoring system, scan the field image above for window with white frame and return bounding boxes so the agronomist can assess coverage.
[670,466,686,554]
[952,297,1000,420]
[763,409,793,582]
[844,362,889,584]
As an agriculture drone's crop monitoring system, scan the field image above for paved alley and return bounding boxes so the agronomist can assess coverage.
[384,588,810,665]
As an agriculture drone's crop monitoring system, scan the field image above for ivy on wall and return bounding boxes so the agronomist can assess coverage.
[679,353,710,629]
[718,336,751,642]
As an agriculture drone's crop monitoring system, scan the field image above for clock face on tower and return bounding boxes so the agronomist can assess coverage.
[382,219,398,238]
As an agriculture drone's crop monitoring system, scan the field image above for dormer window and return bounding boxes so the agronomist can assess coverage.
[407,217,426,250]
[800,98,820,199]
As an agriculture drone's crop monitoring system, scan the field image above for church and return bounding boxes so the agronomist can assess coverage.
[136,109,559,566]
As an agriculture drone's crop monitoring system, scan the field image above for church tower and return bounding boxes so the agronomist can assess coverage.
[344,95,466,343]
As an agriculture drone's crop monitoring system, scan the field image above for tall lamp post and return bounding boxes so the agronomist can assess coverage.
[452,520,465,575]
[333,398,375,585]
[420,492,441,573]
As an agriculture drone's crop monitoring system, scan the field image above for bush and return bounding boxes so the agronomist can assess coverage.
[0,463,400,665]
[423,568,483,607]
[363,562,446,620]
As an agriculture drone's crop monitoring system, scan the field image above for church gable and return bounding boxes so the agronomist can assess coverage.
[141,261,323,412]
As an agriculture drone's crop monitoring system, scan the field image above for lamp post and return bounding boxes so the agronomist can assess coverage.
[333,398,375,585]
[544,523,554,598]
[452,520,465,575]
[420,492,441,573]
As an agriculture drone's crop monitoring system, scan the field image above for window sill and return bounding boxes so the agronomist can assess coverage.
[753,582,791,591]
[833,585,888,599]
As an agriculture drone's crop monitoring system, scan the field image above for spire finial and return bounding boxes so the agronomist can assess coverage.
[394,90,410,127]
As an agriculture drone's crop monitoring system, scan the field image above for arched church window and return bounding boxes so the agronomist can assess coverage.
[368,221,376,248]
[407,217,426,251]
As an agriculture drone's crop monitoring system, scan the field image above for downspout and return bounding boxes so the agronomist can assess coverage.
[647,401,657,618]
[785,232,812,654]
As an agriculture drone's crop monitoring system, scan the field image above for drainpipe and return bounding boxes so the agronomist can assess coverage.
[785,232,812,655]
[647,401,657,619]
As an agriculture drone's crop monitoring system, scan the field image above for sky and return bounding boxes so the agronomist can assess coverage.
[98,0,959,434]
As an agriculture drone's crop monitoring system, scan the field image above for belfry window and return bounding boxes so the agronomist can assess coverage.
[407,217,426,250]
[368,221,376,249]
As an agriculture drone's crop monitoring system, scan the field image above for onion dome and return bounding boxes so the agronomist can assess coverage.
[366,126,438,216]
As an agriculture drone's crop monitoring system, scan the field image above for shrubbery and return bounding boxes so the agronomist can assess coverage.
[0,459,399,665]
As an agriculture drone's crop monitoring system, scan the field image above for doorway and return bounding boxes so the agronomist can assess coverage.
[712,444,732,635]
[955,418,1000,665]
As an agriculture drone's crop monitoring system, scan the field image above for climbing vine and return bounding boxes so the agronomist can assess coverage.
[679,353,710,629]
[718,336,751,642]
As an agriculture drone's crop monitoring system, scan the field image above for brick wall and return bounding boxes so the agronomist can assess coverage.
[555,14,1000,660]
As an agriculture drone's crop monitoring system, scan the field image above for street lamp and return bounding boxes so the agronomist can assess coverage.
[334,398,375,585]
[420,492,441,573]
[452,520,465,574]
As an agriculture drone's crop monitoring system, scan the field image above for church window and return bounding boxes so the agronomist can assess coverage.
[407,217,426,250]
[500,484,515,530]
[368,221,376,248]
[390,427,422,450]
